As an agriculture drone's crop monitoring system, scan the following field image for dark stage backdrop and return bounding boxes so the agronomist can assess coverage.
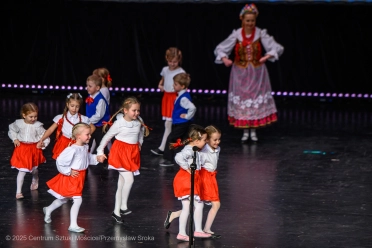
[0,1,371,93]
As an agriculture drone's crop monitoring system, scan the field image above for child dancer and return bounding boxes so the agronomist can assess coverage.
[96,96,150,223]
[43,123,103,233]
[93,67,112,105]
[85,74,110,153]
[159,73,196,166]
[163,126,222,239]
[199,125,222,238]
[37,93,94,159]
[151,47,185,156]
[171,125,211,241]
[8,103,50,199]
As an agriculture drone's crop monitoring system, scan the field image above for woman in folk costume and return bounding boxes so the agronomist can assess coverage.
[214,3,284,142]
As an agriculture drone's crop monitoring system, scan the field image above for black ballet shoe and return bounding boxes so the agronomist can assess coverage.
[211,233,222,239]
[111,212,123,223]
[120,209,132,215]
[164,210,172,229]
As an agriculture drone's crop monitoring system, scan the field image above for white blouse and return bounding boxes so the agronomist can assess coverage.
[8,119,50,147]
[200,144,220,172]
[96,116,145,156]
[53,112,90,138]
[56,144,98,176]
[175,145,202,171]
[160,66,185,93]
[214,27,284,63]
[100,87,111,104]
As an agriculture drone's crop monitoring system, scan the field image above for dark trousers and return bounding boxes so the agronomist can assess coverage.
[89,126,105,154]
[163,121,193,161]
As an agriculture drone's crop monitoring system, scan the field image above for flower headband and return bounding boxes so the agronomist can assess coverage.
[67,93,82,99]
[239,3,259,19]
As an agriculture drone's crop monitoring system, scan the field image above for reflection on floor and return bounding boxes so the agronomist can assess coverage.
[1,93,372,248]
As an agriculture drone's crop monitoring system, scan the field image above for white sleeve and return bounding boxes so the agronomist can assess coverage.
[56,147,75,175]
[180,97,196,120]
[260,29,284,62]
[138,117,145,146]
[214,29,239,63]
[96,121,120,155]
[8,121,19,141]
[89,99,107,124]
[175,150,192,170]
[88,154,99,165]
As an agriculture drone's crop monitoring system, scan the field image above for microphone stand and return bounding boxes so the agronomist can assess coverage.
[189,146,198,247]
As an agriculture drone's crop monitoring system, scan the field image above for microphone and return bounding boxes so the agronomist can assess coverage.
[192,146,199,152]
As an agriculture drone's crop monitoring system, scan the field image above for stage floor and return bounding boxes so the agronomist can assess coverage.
[0,93,372,248]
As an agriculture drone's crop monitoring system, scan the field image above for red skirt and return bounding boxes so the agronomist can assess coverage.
[162,92,177,118]
[52,135,72,159]
[173,169,200,198]
[199,168,220,202]
[46,170,87,198]
[108,140,140,172]
[228,113,278,128]
[10,142,45,172]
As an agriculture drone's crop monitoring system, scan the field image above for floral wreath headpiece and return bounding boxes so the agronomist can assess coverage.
[239,3,259,19]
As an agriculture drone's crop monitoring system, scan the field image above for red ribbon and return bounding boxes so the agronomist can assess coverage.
[85,96,94,105]
[172,138,183,148]
[102,121,113,126]
[107,74,112,82]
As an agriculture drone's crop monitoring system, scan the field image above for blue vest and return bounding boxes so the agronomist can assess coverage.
[86,92,110,127]
[172,92,193,124]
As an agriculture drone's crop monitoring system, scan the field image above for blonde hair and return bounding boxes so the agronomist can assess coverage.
[205,125,221,139]
[71,122,91,140]
[86,74,103,88]
[165,47,182,65]
[173,73,191,89]
[169,124,206,149]
[93,67,112,88]
[20,102,38,118]
[103,96,150,137]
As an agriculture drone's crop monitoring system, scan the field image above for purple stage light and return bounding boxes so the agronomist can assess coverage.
[109,87,113,91]
[307,92,312,96]
[344,93,349,97]
[319,93,324,97]
[277,91,282,96]
[210,90,215,94]
[49,85,53,89]
[120,87,125,91]
[198,89,202,93]
[216,90,221,94]
[67,86,71,90]
[150,88,155,92]
[139,88,143,92]
[313,92,318,97]
[156,89,160,92]
[14,84,18,88]
[145,88,149,92]
[126,87,131,91]
[357,94,362,98]
[43,85,47,89]
[55,86,59,89]
[331,93,337,97]
[73,86,77,90]
[338,93,343,97]
[351,93,356,97]
[295,92,300,96]
[364,94,369,98]
[20,84,24,88]
[204,90,209,93]
[79,86,84,90]
[301,92,306,96]
[271,91,275,95]
[192,89,196,93]
[114,87,119,91]
[133,88,137,92]
[326,93,331,97]
[283,92,288,96]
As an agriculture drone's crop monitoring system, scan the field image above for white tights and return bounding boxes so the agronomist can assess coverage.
[178,199,204,236]
[159,120,172,151]
[16,169,38,194]
[45,198,82,228]
[113,171,134,216]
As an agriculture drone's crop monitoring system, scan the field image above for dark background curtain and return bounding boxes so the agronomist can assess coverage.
[1,1,371,93]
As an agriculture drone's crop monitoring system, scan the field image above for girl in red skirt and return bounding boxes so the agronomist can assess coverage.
[8,103,50,199]
[150,47,185,156]
[171,125,212,242]
[37,93,94,159]
[199,125,222,238]
[96,96,150,223]
[43,123,103,233]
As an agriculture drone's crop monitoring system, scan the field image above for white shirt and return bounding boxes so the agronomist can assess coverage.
[175,145,202,171]
[53,112,90,138]
[8,119,50,147]
[96,116,145,156]
[176,90,196,120]
[200,144,220,172]
[100,87,110,104]
[214,27,284,63]
[89,91,108,125]
[56,144,98,176]
[160,67,185,92]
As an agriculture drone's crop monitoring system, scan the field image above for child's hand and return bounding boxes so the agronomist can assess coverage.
[222,57,233,67]
[36,141,45,149]
[180,114,187,119]
[71,169,79,178]
[13,139,20,147]
[158,85,164,92]
[138,144,141,151]
[97,155,107,163]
